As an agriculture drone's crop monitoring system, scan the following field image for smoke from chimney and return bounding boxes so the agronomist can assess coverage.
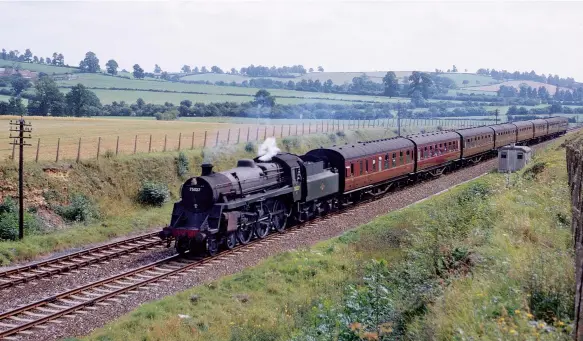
[257,137,281,161]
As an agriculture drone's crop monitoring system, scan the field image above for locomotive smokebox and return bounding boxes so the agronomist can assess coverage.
[201,163,214,176]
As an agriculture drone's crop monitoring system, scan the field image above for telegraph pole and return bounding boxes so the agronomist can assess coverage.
[494,109,499,125]
[9,117,32,240]
[397,102,403,136]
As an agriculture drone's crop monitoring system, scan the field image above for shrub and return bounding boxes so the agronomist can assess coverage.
[137,181,170,206]
[55,193,99,223]
[281,137,300,152]
[0,197,41,241]
[244,142,255,153]
[177,152,189,178]
[154,109,178,121]
[327,133,337,143]
[336,131,346,137]
[103,149,115,159]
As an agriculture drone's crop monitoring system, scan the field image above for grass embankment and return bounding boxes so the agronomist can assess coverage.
[0,129,392,266]
[78,135,574,341]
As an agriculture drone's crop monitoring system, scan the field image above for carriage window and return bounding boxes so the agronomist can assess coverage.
[366,160,369,172]
[372,158,376,171]
[360,161,363,175]
[385,154,389,168]
[399,151,403,164]
[406,150,410,162]
[346,166,350,177]
[392,153,397,167]
[501,152,507,159]
[351,163,354,176]
[378,156,382,171]
[517,153,523,160]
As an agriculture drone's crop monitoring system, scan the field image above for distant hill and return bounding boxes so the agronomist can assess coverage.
[467,80,570,93]
[0,60,78,75]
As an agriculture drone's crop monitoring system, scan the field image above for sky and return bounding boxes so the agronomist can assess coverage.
[1,0,582,81]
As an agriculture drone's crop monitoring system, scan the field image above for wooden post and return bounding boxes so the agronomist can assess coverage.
[116,136,120,155]
[566,141,583,341]
[272,126,275,137]
[134,135,138,154]
[237,128,241,144]
[191,132,195,149]
[246,127,250,142]
[227,129,231,144]
[97,137,101,159]
[11,139,16,161]
[256,127,259,141]
[76,137,81,162]
[55,138,60,162]
[164,134,167,152]
[215,130,219,146]
[302,122,305,135]
[280,125,283,137]
[296,124,298,135]
[149,135,152,153]
[263,127,267,140]
[35,138,40,163]
[288,125,291,136]
[178,132,182,151]
[203,131,207,148]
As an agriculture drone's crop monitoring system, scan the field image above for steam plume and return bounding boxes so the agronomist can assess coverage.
[257,137,280,161]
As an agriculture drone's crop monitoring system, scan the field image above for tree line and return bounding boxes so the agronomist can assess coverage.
[476,68,578,88]
[497,84,583,101]
[1,49,65,67]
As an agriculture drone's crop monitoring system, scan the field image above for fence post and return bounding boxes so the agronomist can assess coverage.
[178,132,182,151]
[55,138,60,162]
[149,135,152,153]
[97,137,101,159]
[302,123,305,135]
[76,137,81,162]
[296,124,298,135]
[246,127,250,142]
[11,139,16,161]
[35,138,40,163]
[164,134,167,152]
[272,126,275,137]
[280,125,283,137]
[263,127,267,140]
[237,128,241,144]
[203,131,207,147]
[256,127,259,141]
[134,135,138,154]
[227,129,231,144]
[115,136,119,155]
[288,125,291,136]
[191,132,195,150]
[215,130,219,146]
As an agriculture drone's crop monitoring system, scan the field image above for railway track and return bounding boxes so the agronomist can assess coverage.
[0,232,166,290]
[0,219,325,340]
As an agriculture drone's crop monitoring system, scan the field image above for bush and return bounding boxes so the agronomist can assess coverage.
[177,152,189,178]
[103,150,115,159]
[0,197,41,241]
[55,193,99,223]
[244,142,255,153]
[154,109,178,121]
[336,131,346,137]
[137,181,170,206]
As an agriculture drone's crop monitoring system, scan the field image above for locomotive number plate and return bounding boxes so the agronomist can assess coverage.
[189,187,201,192]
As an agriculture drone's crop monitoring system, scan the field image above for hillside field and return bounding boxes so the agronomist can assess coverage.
[467,80,569,93]
[0,60,78,74]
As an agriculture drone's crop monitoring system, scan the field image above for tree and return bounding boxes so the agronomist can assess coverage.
[7,97,26,115]
[133,64,145,79]
[193,66,200,73]
[65,84,102,117]
[10,75,31,96]
[180,100,192,107]
[452,65,458,72]
[211,66,223,74]
[39,57,44,64]
[29,75,66,116]
[136,98,145,108]
[318,66,324,72]
[45,57,51,65]
[309,67,314,73]
[105,59,119,76]
[382,71,399,98]
[52,53,58,65]
[230,68,238,75]
[201,66,208,73]
[79,51,100,73]
[181,65,191,73]
[33,56,39,63]
[253,89,275,107]
[56,53,64,66]
[154,64,162,73]
[23,49,33,63]
[408,71,434,99]
[1,49,6,60]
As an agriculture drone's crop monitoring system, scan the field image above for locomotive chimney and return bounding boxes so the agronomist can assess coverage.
[201,163,213,176]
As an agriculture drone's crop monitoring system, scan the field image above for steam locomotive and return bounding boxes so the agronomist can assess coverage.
[159,117,569,256]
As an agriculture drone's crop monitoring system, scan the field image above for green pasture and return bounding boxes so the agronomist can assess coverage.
[441,72,499,87]
[0,60,78,74]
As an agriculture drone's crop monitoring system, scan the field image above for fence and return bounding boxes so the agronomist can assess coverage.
[2,118,494,163]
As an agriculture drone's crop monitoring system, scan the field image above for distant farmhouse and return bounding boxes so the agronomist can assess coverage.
[0,67,38,80]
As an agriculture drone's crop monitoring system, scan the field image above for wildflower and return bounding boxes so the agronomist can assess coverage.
[510,329,517,335]
[514,310,521,315]
[350,322,362,331]
[526,313,534,319]
[558,321,565,327]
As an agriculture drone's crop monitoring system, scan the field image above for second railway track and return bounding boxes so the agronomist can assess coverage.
[0,232,166,290]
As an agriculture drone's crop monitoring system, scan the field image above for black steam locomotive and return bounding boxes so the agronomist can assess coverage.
[159,117,568,256]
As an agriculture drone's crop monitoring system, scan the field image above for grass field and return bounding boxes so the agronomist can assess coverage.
[0,60,78,74]
[467,80,569,93]
[440,72,499,87]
